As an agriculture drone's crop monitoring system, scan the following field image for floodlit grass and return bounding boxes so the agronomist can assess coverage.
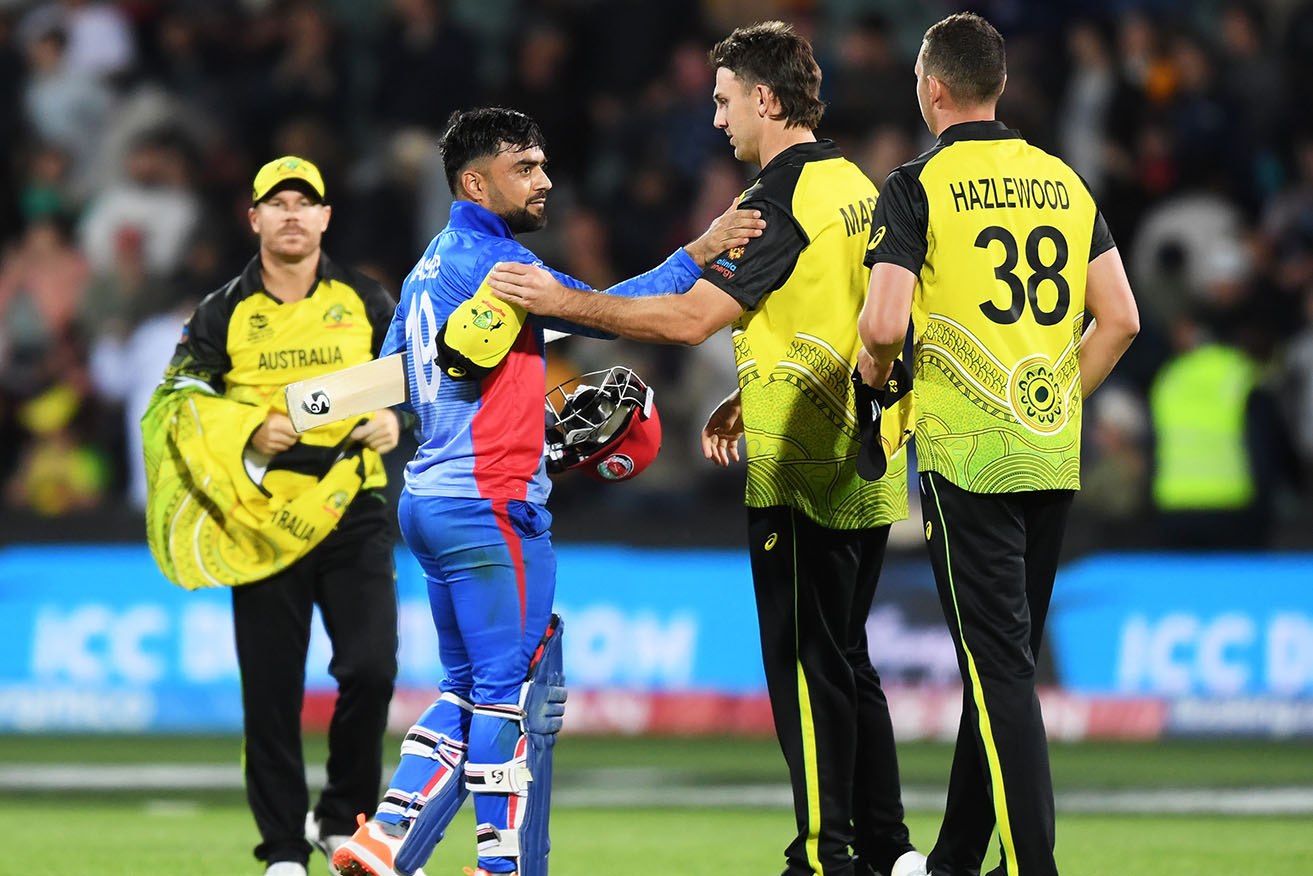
[4,734,1312,874]
[4,801,1312,876]
[8,733,1313,788]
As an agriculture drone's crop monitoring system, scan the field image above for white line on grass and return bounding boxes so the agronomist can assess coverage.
[3,765,1312,815]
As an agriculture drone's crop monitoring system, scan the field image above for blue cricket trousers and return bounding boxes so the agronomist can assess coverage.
[389,491,556,872]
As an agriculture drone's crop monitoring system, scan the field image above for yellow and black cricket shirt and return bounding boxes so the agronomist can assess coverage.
[167,253,397,496]
[701,140,907,529]
[865,121,1116,493]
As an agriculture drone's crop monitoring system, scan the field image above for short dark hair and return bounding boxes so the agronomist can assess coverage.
[439,107,546,196]
[709,21,824,130]
[922,13,1007,106]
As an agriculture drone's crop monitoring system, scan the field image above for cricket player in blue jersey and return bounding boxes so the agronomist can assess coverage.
[331,107,765,876]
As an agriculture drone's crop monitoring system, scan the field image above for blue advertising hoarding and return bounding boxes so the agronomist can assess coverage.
[1051,553,1313,698]
[3,545,1310,734]
[0,544,768,731]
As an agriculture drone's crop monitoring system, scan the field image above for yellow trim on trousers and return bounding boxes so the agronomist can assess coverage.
[928,476,1019,873]
[791,510,824,874]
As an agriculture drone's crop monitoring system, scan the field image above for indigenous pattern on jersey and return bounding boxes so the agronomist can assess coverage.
[381,201,700,504]
[144,253,395,588]
[700,140,907,529]
[866,121,1115,493]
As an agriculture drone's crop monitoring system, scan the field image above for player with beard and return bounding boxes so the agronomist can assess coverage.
[331,107,765,876]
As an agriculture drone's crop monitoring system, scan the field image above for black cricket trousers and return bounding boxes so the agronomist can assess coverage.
[748,505,914,876]
[919,472,1074,876]
[232,493,399,866]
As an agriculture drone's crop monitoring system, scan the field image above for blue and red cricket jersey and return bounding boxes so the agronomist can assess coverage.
[380,200,700,501]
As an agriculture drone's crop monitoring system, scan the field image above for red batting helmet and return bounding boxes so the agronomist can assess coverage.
[544,366,661,482]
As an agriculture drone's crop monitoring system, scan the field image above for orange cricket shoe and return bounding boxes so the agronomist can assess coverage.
[332,814,428,876]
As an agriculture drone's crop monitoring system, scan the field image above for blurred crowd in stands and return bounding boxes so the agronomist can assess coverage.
[0,0,1310,552]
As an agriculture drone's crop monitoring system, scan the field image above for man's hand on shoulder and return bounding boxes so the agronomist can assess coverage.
[487,262,566,315]
[684,200,766,267]
[349,409,401,453]
[251,411,299,454]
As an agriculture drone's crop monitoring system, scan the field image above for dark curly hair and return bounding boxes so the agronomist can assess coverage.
[709,21,824,131]
[439,107,546,196]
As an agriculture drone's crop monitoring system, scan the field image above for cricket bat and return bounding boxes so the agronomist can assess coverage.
[284,353,408,433]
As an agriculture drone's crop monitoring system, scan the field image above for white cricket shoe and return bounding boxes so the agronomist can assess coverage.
[266,863,309,876]
[307,811,353,873]
[891,849,929,876]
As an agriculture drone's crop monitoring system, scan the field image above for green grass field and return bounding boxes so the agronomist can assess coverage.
[4,734,1312,875]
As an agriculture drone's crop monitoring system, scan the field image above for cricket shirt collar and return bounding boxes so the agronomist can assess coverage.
[449,200,515,239]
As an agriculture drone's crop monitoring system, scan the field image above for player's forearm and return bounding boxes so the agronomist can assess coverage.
[863,336,903,374]
[603,248,701,299]
[858,308,907,379]
[548,289,709,345]
[860,263,915,372]
[1080,247,1139,397]
[1079,316,1138,397]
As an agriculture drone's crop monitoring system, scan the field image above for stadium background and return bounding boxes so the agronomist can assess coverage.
[0,1,1311,873]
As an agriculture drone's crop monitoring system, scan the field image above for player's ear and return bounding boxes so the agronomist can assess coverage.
[754,83,771,117]
[248,205,260,234]
[461,168,485,201]
[927,74,946,109]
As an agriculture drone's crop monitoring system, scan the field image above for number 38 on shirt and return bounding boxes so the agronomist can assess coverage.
[974,224,1071,326]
